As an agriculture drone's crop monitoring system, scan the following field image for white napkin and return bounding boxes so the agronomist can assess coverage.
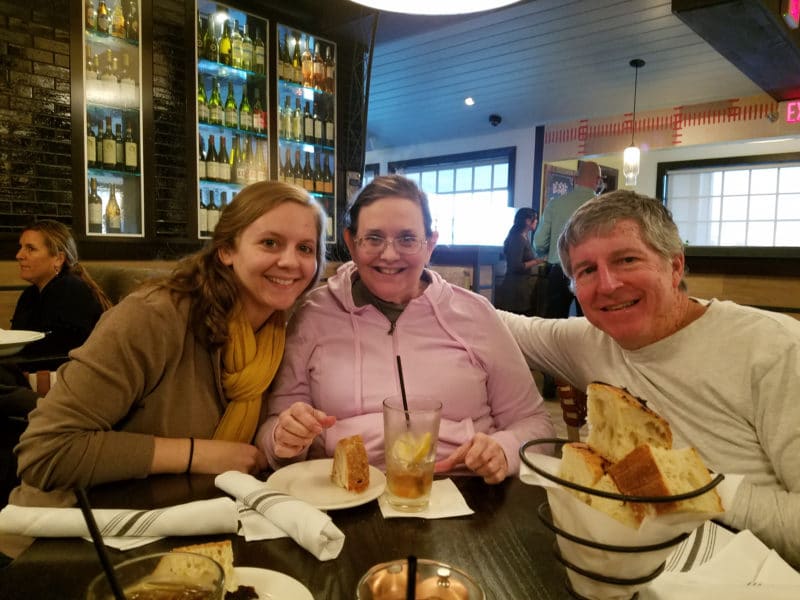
[642,529,800,599]
[378,478,474,519]
[0,498,238,551]
[214,471,344,561]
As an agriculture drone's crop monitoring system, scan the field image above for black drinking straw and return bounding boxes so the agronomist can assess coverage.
[406,554,417,600]
[75,487,126,600]
[396,355,410,426]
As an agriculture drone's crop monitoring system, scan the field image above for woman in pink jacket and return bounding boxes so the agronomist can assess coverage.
[256,175,554,482]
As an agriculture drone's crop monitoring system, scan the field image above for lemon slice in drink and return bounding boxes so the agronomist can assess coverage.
[392,432,432,464]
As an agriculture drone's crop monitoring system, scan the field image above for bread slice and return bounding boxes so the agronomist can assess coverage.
[586,382,672,463]
[559,442,645,528]
[171,540,236,592]
[331,434,370,492]
[609,444,723,516]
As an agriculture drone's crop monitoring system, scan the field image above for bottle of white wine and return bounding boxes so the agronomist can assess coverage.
[88,177,102,234]
[106,183,122,234]
[224,81,237,128]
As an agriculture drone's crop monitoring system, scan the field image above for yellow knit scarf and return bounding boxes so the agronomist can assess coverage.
[213,309,286,443]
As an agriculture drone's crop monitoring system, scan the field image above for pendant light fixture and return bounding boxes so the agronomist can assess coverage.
[623,58,645,187]
[348,0,521,15]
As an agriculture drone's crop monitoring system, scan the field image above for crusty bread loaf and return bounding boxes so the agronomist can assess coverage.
[609,444,723,516]
[331,434,370,492]
[170,540,236,592]
[586,382,672,463]
[559,443,645,528]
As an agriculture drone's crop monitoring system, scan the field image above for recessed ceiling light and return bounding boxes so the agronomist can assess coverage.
[349,1,521,15]
[464,97,475,106]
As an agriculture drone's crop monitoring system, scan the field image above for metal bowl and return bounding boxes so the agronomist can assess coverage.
[356,558,485,600]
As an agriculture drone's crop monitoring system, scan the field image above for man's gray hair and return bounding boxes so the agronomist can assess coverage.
[557,189,684,279]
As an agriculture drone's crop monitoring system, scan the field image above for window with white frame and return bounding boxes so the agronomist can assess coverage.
[661,158,800,247]
[389,148,515,246]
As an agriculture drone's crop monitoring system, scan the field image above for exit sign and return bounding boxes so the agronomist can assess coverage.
[788,100,800,123]
[784,0,800,29]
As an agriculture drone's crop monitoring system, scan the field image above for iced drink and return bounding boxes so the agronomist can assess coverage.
[383,395,442,512]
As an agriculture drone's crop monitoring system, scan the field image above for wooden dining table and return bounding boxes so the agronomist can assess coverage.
[0,474,568,599]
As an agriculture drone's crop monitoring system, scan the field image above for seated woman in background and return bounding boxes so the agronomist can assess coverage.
[12,220,112,357]
[496,208,544,316]
[12,182,326,508]
[256,175,554,484]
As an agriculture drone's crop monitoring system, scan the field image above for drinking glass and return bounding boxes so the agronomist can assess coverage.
[85,551,225,600]
[383,395,442,512]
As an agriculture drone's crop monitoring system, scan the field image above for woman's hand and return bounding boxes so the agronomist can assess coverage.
[434,432,508,484]
[150,437,268,475]
[272,402,337,458]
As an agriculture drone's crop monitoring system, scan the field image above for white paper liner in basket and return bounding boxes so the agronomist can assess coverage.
[520,448,743,600]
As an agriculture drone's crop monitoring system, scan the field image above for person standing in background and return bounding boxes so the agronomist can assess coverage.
[534,161,602,320]
[496,208,544,315]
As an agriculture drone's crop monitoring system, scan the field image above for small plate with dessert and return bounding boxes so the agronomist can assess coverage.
[266,435,386,510]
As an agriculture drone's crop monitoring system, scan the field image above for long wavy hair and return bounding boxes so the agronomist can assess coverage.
[24,220,112,310]
[159,181,326,348]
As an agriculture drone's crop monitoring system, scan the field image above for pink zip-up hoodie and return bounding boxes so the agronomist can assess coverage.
[257,261,555,476]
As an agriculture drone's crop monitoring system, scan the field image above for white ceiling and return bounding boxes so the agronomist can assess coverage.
[364,0,765,151]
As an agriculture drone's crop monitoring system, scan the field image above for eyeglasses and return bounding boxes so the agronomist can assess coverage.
[354,234,427,256]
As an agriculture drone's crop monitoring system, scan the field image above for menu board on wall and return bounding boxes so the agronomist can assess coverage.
[542,165,575,210]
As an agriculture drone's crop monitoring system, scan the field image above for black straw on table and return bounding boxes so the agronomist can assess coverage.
[396,355,410,426]
[76,487,126,600]
[406,554,417,600]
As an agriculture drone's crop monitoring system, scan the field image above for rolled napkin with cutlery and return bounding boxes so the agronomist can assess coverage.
[215,470,345,561]
[0,497,238,550]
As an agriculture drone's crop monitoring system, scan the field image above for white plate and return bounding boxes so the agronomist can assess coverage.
[0,329,45,357]
[266,458,386,510]
[234,566,313,600]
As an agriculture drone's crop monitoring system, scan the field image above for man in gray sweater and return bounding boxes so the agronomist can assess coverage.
[500,189,800,568]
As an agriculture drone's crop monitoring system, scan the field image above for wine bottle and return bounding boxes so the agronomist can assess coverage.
[208,78,223,126]
[239,84,252,131]
[196,13,205,58]
[88,177,103,233]
[86,1,97,32]
[114,123,124,169]
[197,74,208,123]
[220,191,228,210]
[229,134,239,184]
[291,34,301,84]
[313,100,323,146]
[106,184,122,233]
[302,152,314,191]
[87,121,96,168]
[124,123,137,172]
[234,136,247,184]
[96,119,104,167]
[251,88,264,134]
[198,133,206,180]
[198,189,209,237]
[303,101,314,143]
[246,136,258,185]
[224,81,237,128]
[324,45,335,94]
[125,0,138,42]
[205,134,219,181]
[102,115,116,169]
[293,149,303,187]
[301,35,313,88]
[292,97,303,142]
[278,32,289,80]
[241,25,253,72]
[110,0,125,38]
[324,153,334,194]
[86,48,98,81]
[218,20,232,67]
[313,41,325,91]
[230,20,243,69]
[313,153,323,193]
[217,136,231,183]
[207,190,220,233]
[203,14,218,63]
[280,95,291,139]
[255,139,267,182]
[281,147,292,183]
[324,96,335,146]
[96,0,110,35]
[254,27,266,76]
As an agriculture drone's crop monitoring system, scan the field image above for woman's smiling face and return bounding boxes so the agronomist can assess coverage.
[344,197,437,305]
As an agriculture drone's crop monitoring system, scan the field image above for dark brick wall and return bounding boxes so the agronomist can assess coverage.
[0,1,72,233]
